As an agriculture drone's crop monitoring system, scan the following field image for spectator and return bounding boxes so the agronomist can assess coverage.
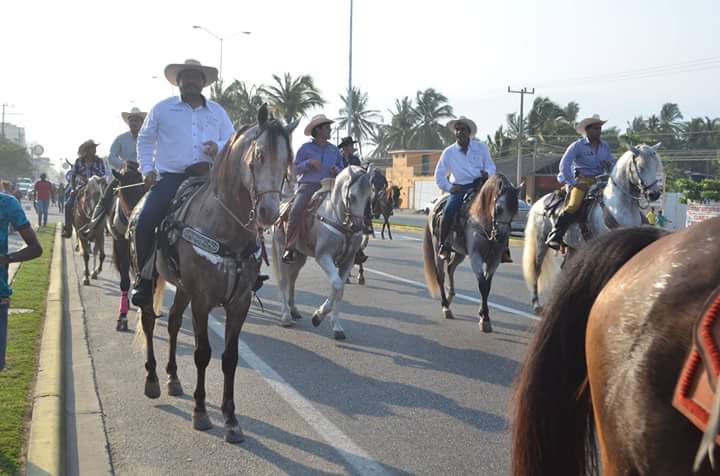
[646,207,657,225]
[33,173,53,227]
[1,191,43,370]
[657,210,672,228]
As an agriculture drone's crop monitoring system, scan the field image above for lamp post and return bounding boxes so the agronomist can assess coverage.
[192,26,251,82]
[347,0,353,136]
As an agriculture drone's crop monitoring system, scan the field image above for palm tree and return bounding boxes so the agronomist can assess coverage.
[526,97,565,136]
[562,102,580,124]
[336,86,382,156]
[211,79,266,127]
[659,103,684,144]
[367,123,391,160]
[410,88,455,149]
[384,97,418,151]
[259,73,326,124]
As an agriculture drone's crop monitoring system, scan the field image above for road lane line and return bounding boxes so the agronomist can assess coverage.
[362,267,540,321]
[164,285,389,476]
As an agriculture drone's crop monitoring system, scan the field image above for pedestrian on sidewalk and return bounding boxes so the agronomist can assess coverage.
[33,173,53,227]
[0,192,43,370]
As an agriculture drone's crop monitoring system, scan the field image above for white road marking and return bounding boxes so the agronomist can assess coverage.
[384,234,422,242]
[362,267,540,321]
[165,284,389,476]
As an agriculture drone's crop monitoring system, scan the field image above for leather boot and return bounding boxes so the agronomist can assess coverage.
[131,277,153,307]
[546,212,574,250]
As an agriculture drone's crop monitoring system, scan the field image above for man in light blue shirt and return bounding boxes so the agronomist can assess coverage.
[83,107,147,237]
[131,59,234,306]
[546,115,615,249]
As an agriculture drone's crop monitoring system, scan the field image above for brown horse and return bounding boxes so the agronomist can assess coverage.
[73,175,107,285]
[423,174,519,333]
[372,184,401,240]
[511,219,720,476]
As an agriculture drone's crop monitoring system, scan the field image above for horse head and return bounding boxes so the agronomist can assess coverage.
[332,165,373,232]
[112,165,145,216]
[620,143,663,203]
[469,174,520,235]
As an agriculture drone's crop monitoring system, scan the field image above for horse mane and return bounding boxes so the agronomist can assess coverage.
[468,174,517,227]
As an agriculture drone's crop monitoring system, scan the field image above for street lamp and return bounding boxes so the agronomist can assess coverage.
[192,25,251,82]
[347,0,353,136]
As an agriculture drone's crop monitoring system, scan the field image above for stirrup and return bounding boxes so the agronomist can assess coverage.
[438,243,451,260]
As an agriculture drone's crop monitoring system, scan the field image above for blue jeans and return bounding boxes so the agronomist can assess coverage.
[0,301,8,370]
[440,182,476,243]
[37,199,49,226]
[135,173,187,275]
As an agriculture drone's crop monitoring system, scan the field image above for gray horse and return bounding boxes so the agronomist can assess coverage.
[73,175,107,285]
[423,174,520,333]
[522,143,662,314]
[272,165,374,340]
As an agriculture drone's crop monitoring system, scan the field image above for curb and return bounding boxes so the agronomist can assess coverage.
[27,224,65,476]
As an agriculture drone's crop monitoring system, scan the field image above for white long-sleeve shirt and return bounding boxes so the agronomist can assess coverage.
[137,96,234,176]
[434,140,496,192]
[108,131,138,171]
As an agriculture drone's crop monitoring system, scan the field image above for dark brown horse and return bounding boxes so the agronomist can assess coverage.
[109,165,145,331]
[73,175,107,285]
[372,183,400,240]
[511,218,720,476]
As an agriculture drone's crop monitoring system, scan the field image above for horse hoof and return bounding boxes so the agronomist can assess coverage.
[116,320,124,331]
[480,319,493,333]
[358,277,365,285]
[279,316,294,328]
[311,312,323,327]
[83,278,90,286]
[224,425,244,444]
[167,378,183,397]
[144,379,161,399]
[290,310,303,321]
[193,412,212,431]
[334,330,346,340]
[346,277,351,284]
[121,320,129,332]
[533,304,543,315]
[91,272,98,279]
[442,308,454,319]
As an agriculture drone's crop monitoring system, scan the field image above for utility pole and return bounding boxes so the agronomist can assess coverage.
[347,0,354,136]
[507,86,534,187]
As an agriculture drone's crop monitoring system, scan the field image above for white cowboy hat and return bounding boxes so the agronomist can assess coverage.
[164,59,218,87]
[447,116,478,137]
[303,114,334,136]
[576,114,607,135]
[121,107,147,124]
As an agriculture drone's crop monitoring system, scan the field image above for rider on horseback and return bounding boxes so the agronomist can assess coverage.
[131,59,234,307]
[62,140,106,238]
[545,115,615,250]
[434,116,496,261]
[281,115,346,263]
[82,107,146,238]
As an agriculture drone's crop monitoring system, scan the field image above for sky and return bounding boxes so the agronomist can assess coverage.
[2,0,719,169]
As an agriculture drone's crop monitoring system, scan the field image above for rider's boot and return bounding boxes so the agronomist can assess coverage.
[281,249,295,264]
[501,247,513,263]
[355,249,368,264]
[252,274,269,292]
[546,211,574,250]
[62,203,73,238]
[131,275,153,307]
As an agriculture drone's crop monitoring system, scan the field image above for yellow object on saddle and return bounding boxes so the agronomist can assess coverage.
[564,176,596,214]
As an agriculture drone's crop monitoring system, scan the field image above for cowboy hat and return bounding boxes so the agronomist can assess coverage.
[164,59,218,87]
[576,114,607,135]
[338,136,358,148]
[303,114,334,136]
[121,107,147,124]
[447,116,478,137]
[77,139,99,154]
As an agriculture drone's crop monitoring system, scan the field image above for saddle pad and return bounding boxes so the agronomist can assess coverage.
[673,287,720,444]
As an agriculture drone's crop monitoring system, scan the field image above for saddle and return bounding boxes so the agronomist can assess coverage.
[673,286,720,445]
[277,178,334,246]
[430,187,480,254]
[543,178,609,240]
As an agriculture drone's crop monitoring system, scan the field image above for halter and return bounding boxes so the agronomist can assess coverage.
[341,167,368,233]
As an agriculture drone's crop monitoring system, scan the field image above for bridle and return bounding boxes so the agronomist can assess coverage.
[488,180,515,241]
[610,150,659,206]
[341,167,368,233]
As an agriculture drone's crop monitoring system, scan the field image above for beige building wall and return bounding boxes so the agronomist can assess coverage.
[385,150,442,209]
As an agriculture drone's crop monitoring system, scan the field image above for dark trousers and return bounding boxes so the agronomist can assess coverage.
[101,178,118,213]
[286,182,321,250]
[440,182,476,243]
[64,192,75,230]
[135,173,187,275]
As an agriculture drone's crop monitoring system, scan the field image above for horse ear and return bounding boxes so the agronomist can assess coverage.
[651,142,662,152]
[258,103,269,127]
[630,145,641,156]
[516,181,525,191]
[286,118,300,135]
[111,169,121,181]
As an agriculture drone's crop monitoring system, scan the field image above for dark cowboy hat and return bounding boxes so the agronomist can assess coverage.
[338,136,358,148]
[77,139,100,155]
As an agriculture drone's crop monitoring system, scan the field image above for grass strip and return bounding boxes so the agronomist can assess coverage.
[0,226,55,476]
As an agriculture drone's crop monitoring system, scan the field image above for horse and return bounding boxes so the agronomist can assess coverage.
[109,165,145,331]
[423,174,520,333]
[272,165,375,340]
[73,175,107,285]
[130,105,294,443]
[510,219,720,476]
[372,181,401,240]
[522,143,663,314]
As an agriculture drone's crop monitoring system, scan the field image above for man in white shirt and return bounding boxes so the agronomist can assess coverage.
[131,59,234,306]
[434,116,496,260]
[83,107,147,237]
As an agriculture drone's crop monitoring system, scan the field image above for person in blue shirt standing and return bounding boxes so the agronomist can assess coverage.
[281,114,345,263]
[545,115,615,250]
[0,193,43,370]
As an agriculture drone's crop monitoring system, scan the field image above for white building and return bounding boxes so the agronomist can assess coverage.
[1,122,26,147]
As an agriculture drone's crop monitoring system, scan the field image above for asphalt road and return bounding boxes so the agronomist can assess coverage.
[66,220,538,475]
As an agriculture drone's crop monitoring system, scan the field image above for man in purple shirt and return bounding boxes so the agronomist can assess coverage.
[546,115,615,249]
[282,114,345,263]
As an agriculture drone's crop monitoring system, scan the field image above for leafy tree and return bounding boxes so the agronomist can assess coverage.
[259,73,325,124]
[409,88,455,149]
[211,79,266,127]
[0,139,33,180]
[384,97,417,151]
[336,86,382,156]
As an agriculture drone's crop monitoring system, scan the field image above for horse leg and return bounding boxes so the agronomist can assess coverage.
[358,262,365,285]
[96,233,105,277]
[288,255,305,321]
[82,241,91,285]
[311,254,344,334]
[115,239,131,331]
[380,220,385,240]
[328,260,355,340]
[191,301,212,431]
[434,255,455,320]
[446,253,464,305]
[221,297,251,443]
[385,215,392,240]
[470,253,494,333]
[166,289,190,397]
[532,242,549,314]
[141,305,161,398]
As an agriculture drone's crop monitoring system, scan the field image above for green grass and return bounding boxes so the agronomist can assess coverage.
[0,226,55,476]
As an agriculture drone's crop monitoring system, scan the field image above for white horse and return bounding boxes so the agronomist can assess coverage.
[522,143,663,314]
[272,165,374,340]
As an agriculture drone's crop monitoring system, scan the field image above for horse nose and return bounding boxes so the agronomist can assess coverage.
[257,205,277,227]
[649,191,661,202]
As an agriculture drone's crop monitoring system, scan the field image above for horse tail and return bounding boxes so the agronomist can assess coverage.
[422,222,440,298]
[521,206,540,291]
[153,275,166,316]
[510,226,667,476]
[133,275,166,352]
[522,202,559,297]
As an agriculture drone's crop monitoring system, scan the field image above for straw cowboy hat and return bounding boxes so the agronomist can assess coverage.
[303,114,334,136]
[576,114,607,135]
[77,139,99,155]
[447,116,478,137]
[121,107,147,124]
[164,59,218,87]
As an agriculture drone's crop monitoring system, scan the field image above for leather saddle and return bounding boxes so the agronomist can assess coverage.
[430,187,481,254]
[543,178,609,241]
[277,179,334,246]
